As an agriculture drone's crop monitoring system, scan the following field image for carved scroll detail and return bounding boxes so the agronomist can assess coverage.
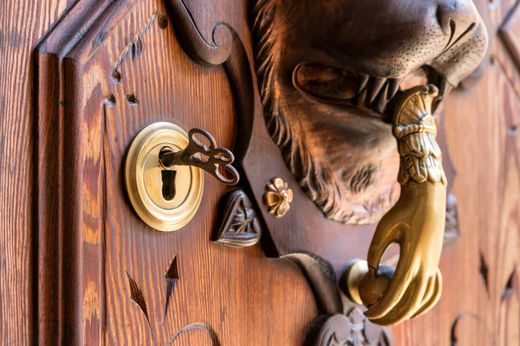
[169,322,221,346]
[167,0,256,160]
[167,0,233,65]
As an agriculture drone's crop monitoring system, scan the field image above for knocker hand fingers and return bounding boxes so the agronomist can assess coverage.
[364,251,417,320]
[371,271,429,325]
[412,270,442,319]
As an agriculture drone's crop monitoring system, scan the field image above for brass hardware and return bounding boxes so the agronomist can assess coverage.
[159,128,240,186]
[345,260,394,308]
[125,122,204,232]
[345,260,370,306]
[263,178,293,218]
[345,85,446,326]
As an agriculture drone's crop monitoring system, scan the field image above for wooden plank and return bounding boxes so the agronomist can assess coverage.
[0,0,70,344]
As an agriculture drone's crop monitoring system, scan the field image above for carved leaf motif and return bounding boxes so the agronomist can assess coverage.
[230,207,256,233]
[164,255,180,319]
[214,189,262,247]
[126,272,150,326]
[501,269,516,301]
[313,314,351,346]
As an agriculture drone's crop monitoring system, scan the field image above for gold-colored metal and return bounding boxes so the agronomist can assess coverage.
[349,85,446,326]
[125,122,204,232]
[345,259,394,307]
[345,260,369,305]
[263,177,293,218]
[159,128,240,185]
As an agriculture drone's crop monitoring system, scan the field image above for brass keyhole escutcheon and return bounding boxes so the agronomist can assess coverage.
[125,122,204,232]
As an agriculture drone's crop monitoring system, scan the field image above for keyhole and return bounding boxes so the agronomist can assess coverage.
[161,170,177,201]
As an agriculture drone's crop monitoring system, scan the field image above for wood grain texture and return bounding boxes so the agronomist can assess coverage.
[106,4,316,343]
[36,0,318,344]
[0,0,72,344]
[97,3,318,343]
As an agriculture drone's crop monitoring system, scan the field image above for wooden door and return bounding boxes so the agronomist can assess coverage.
[0,0,518,345]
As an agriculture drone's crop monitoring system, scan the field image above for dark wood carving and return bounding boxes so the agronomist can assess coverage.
[444,194,461,244]
[214,189,262,247]
[167,0,233,66]
[251,0,488,225]
[449,313,481,346]
[167,0,385,280]
[166,0,258,161]
[169,322,221,345]
[501,268,517,301]
[129,258,222,344]
[126,272,151,326]
[499,3,520,69]
[306,311,392,346]
[286,253,392,346]
[250,0,489,328]
[479,252,490,294]
[164,255,180,319]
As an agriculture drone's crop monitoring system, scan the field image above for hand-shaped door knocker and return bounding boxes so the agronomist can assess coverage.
[346,85,446,326]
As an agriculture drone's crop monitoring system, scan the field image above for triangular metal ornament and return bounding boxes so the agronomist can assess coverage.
[214,189,262,248]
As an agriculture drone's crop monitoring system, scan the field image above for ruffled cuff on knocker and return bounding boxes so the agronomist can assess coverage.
[395,127,446,185]
[392,116,437,140]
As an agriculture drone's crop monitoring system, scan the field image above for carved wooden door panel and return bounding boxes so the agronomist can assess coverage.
[36,0,318,344]
[31,0,518,345]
